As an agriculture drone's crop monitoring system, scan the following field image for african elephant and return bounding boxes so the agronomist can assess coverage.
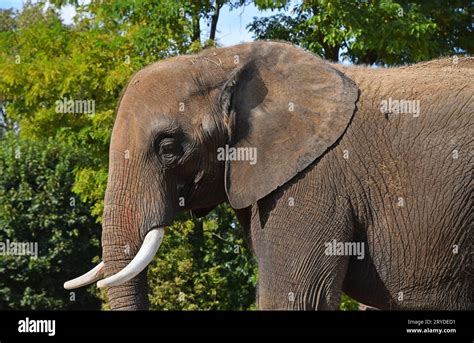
[64,41,473,310]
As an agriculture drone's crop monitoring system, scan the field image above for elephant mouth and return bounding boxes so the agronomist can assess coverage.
[64,227,166,290]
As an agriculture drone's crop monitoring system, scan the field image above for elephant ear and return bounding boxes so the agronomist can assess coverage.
[219,42,358,209]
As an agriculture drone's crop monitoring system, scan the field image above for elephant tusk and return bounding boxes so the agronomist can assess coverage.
[97,228,165,288]
[64,261,105,290]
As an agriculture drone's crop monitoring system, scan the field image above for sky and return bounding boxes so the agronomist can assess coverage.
[0,1,284,47]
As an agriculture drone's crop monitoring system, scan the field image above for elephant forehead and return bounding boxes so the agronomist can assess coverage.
[125,64,194,104]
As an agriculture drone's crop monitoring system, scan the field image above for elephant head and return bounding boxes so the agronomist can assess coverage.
[64,41,358,310]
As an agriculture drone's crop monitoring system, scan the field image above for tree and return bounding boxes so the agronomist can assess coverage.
[0,132,101,309]
[250,0,472,65]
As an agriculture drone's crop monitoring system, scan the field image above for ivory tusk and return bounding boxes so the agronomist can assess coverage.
[97,228,164,288]
[64,262,105,290]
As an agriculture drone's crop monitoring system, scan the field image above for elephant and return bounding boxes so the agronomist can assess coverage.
[64,41,473,310]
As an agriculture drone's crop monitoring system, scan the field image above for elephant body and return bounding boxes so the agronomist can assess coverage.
[66,42,473,310]
[239,58,473,309]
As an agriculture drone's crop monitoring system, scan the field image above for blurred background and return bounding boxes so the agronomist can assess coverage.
[0,0,471,310]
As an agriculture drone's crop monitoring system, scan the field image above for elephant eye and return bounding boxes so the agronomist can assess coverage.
[157,137,181,165]
[160,140,176,154]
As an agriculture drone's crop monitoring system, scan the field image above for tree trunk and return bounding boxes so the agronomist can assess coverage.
[209,1,223,42]
[192,12,201,43]
[323,43,340,62]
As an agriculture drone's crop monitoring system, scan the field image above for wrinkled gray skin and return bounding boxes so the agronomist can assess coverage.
[101,41,473,310]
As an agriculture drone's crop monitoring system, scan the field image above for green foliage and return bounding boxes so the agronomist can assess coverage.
[0,3,127,218]
[0,132,101,309]
[251,0,472,65]
[149,205,257,310]
[340,293,360,311]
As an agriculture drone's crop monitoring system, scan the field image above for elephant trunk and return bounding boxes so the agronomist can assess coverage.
[99,191,165,310]
[98,163,172,309]
[105,276,149,310]
[99,196,150,308]
[101,230,150,310]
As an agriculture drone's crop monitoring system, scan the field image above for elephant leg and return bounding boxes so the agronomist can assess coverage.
[248,180,355,310]
[256,241,351,310]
